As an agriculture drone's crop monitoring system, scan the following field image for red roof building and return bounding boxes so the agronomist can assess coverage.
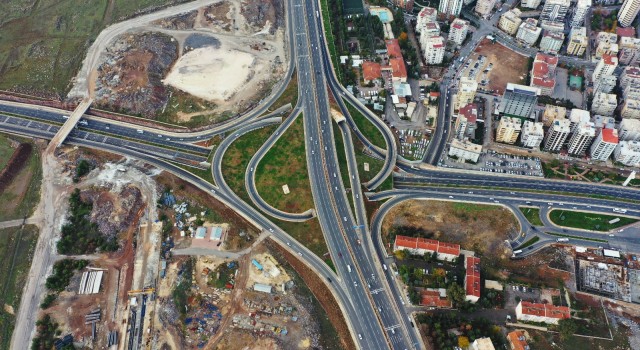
[386,39,402,59]
[389,58,407,82]
[459,103,478,124]
[362,61,382,83]
[464,256,481,303]
[601,127,619,143]
[515,301,570,325]
[393,235,460,261]
[420,289,453,308]
[617,27,636,38]
[530,53,558,96]
[507,330,531,350]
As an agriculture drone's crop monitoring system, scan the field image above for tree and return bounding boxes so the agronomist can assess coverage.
[447,283,466,305]
[557,319,578,340]
[394,249,408,260]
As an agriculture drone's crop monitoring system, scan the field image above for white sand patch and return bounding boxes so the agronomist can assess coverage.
[163,45,255,101]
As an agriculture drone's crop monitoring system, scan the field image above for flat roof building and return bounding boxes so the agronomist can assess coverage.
[499,9,522,35]
[449,139,483,163]
[500,83,539,118]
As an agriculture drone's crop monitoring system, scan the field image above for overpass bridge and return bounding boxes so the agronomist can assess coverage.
[46,98,93,152]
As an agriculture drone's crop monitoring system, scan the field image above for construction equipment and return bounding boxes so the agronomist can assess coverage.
[127,287,155,296]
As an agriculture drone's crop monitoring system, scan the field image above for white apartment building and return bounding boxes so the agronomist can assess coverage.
[530,53,558,96]
[421,36,445,64]
[542,104,566,126]
[455,77,478,110]
[439,0,464,17]
[592,115,616,129]
[595,32,619,59]
[590,128,619,161]
[614,140,640,166]
[567,27,588,56]
[521,121,545,148]
[500,83,540,118]
[540,20,565,33]
[516,18,542,46]
[499,9,523,35]
[475,0,497,17]
[571,0,592,28]
[541,0,570,22]
[521,0,542,9]
[569,108,591,132]
[496,116,522,144]
[591,92,618,116]
[618,0,640,27]
[621,66,640,90]
[454,103,479,140]
[416,7,438,32]
[594,74,618,94]
[622,99,640,119]
[624,84,640,100]
[544,119,571,152]
[618,37,640,65]
[420,21,441,37]
[568,121,596,156]
[592,55,618,82]
[539,30,564,54]
[618,118,640,141]
[449,139,482,163]
[448,19,469,46]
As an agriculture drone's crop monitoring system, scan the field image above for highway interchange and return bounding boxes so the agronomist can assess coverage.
[3,0,640,349]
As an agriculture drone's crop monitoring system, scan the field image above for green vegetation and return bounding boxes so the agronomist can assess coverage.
[0,135,14,170]
[345,101,387,150]
[0,0,180,95]
[319,0,343,82]
[0,225,38,349]
[0,137,42,222]
[255,114,313,213]
[57,188,118,254]
[45,259,88,293]
[40,294,57,309]
[208,261,238,289]
[416,312,506,350]
[73,159,93,183]
[516,237,540,250]
[546,232,608,243]
[520,207,543,226]
[549,210,637,232]
[451,202,499,213]
[155,88,222,128]
[173,258,194,320]
[31,314,65,350]
[268,70,298,111]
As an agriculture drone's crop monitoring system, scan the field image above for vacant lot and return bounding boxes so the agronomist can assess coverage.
[0,138,41,221]
[0,225,38,350]
[520,207,543,226]
[255,114,313,213]
[473,39,528,95]
[382,200,520,265]
[549,210,638,232]
[345,101,387,150]
[0,0,181,96]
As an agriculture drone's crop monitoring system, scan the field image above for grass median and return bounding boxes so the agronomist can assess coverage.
[546,232,608,243]
[255,114,314,213]
[549,210,637,232]
[519,207,543,226]
[345,101,387,150]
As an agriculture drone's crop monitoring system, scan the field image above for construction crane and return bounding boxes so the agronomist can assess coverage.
[127,287,156,296]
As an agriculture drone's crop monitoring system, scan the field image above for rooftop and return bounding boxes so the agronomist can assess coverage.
[601,128,619,144]
[459,103,478,123]
[617,27,636,38]
[386,39,402,59]
[465,256,481,298]
[394,235,461,256]
[602,54,618,65]
[362,61,382,82]
[518,301,571,319]
[507,330,530,350]
[389,58,407,79]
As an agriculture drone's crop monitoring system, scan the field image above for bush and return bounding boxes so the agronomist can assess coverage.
[40,294,57,309]
[73,160,92,182]
[31,314,64,350]
[45,259,88,293]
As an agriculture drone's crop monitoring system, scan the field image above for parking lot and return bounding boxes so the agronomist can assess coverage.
[443,150,544,177]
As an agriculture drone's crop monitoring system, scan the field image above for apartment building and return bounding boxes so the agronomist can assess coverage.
[594,74,618,94]
[539,30,564,54]
[476,0,497,18]
[530,53,558,96]
[515,301,571,325]
[496,116,522,144]
[618,37,640,65]
[624,84,640,100]
[421,36,445,64]
[521,0,542,8]
[592,115,616,129]
[449,139,483,163]
[571,0,592,28]
[454,103,479,139]
[591,92,618,116]
[499,9,523,35]
[544,119,571,152]
[595,32,619,59]
[541,0,570,22]
[569,108,591,132]
[439,0,464,17]
[618,0,640,27]
[500,83,540,118]
[521,121,545,148]
[568,121,596,156]
[618,118,640,141]
[448,18,469,46]
[614,140,640,166]
[567,27,588,56]
[592,55,618,82]
[542,104,566,127]
[393,0,415,11]
[621,66,640,90]
[540,20,565,33]
[455,77,478,110]
[621,99,640,119]
[420,21,441,37]
[416,7,438,33]
[516,18,542,46]
[590,128,619,161]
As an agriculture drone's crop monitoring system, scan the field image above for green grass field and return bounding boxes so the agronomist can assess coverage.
[255,114,313,213]
[0,135,15,171]
[520,207,543,226]
[0,0,179,95]
[549,210,637,232]
[267,70,298,112]
[451,202,500,213]
[0,139,42,221]
[345,101,387,150]
[0,225,39,350]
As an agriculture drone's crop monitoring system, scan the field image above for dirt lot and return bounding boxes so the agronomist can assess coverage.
[0,137,42,221]
[469,39,529,95]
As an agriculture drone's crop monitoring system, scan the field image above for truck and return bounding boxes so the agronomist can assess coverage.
[613,208,627,214]
[347,264,352,273]
[513,250,523,255]
[556,238,569,242]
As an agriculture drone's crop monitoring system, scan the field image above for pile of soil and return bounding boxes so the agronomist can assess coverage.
[81,185,146,239]
[241,0,284,34]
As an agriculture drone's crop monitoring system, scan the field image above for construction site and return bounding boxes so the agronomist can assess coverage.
[87,0,288,124]
[575,247,635,303]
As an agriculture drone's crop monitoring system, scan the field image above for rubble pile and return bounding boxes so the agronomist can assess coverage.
[203,2,232,31]
[151,11,197,30]
[82,185,145,238]
[94,32,178,117]
[240,0,284,34]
